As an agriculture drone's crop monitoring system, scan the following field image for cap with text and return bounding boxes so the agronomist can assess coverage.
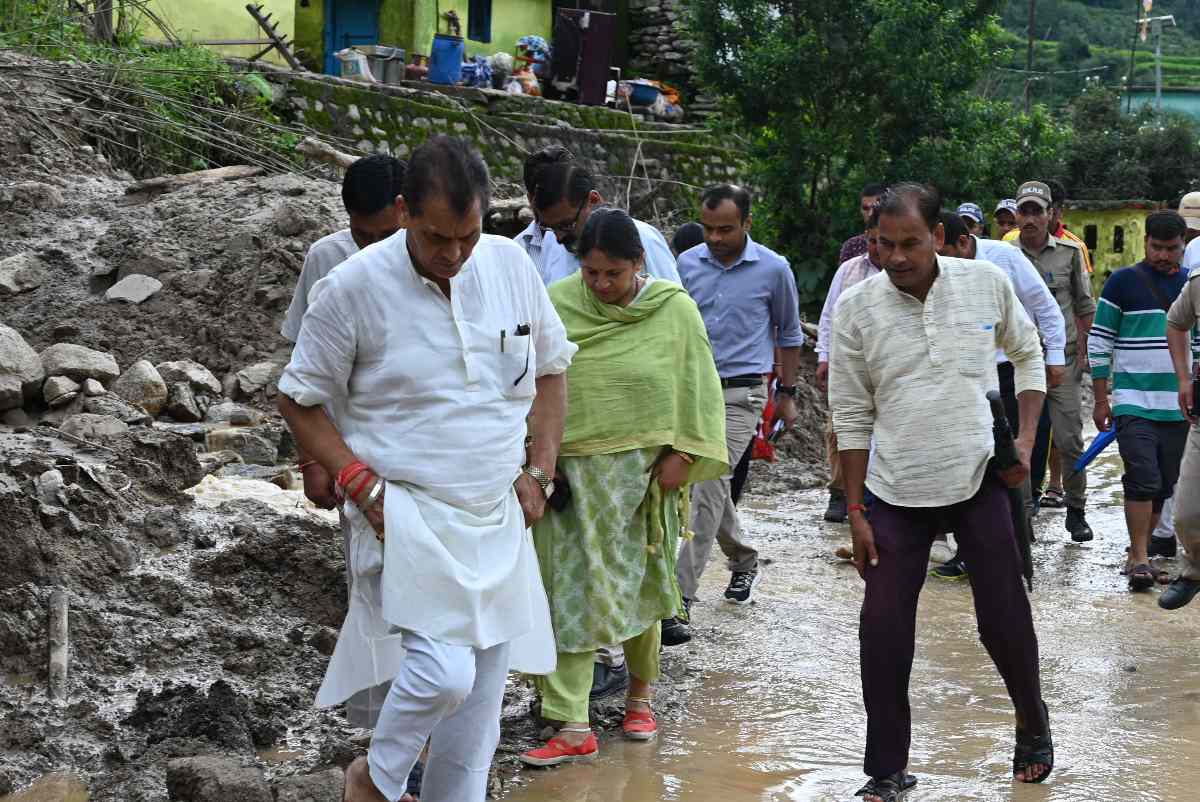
[956,202,984,224]
[994,199,1018,215]
[1016,181,1052,210]
[1178,191,1200,230]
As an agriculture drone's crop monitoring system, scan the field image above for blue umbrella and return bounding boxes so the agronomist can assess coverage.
[1073,427,1118,474]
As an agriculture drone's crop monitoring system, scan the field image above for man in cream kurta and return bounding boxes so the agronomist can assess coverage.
[831,184,1052,799]
[279,136,576,802]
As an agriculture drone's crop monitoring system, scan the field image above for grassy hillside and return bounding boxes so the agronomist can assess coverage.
[996,0,1200,107]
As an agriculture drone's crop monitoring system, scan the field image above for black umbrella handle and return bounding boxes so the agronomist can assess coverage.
[987,390,1021,471]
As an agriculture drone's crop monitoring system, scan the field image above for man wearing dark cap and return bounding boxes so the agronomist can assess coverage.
[957,202,984,237]
[1015,180,1096,542]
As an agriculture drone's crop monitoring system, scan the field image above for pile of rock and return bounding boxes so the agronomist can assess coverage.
[0,323,288,469]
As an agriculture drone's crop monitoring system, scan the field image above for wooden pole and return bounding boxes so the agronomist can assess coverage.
[48,589,69,702]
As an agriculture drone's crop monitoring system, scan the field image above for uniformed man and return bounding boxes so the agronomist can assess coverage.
[1015,180,1095,542]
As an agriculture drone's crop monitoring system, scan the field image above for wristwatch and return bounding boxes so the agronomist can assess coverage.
[523,465,555,499]
[775,384,799,399]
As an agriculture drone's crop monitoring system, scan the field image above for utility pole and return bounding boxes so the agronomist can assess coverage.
[1126,0,1141,113]
[1132,14,1177,113]
[1025,0,1037,113]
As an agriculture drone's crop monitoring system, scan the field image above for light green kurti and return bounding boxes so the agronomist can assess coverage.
[532,447,682,654]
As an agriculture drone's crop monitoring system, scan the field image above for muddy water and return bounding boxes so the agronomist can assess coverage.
[0,773,89,802]
[504,448,1200,801]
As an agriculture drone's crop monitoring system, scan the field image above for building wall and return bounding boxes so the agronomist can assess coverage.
[295,0,552,75]
[148,0,295,65]
[1062,208,1149,292]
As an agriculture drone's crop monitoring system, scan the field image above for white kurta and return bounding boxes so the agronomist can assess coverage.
[279,231,577,706]
[540,217,682,286]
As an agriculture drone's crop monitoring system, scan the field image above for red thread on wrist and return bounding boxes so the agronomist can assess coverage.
[347,472,375,501]
[298,460,319,472]
[848,503,867,514]
[337,460,369,490]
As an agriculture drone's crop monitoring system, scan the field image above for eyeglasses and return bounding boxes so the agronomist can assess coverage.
[547,199,587,239]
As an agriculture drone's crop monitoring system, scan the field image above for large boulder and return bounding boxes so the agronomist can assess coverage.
[83,393,153,426]
[235,362,282,398]
[274,770,343,802]
[43,376,81,407]
[156,360,222,396]
[39,343,120,385]
[164,382,202,423]
[105,274,163,304]
[206,429,277,466]
[59,413,128,440]
[111,360,168,416]
[165,756,272,802]
[0,252,46,296]
[0,324,44,410]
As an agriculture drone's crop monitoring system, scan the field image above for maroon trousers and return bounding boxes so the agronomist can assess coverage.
[860,477,1046,779]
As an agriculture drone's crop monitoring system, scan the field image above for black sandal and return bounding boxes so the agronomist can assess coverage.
[854,772,917,801]
[1013,702,1054,784]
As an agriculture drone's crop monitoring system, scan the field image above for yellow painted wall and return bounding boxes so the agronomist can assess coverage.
[408,1,551,59]
[144,0,295,65]
[1062,208,1151,294]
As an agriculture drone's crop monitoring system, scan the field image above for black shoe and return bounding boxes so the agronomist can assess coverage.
[1159,577,1200,610]
[589,660,629,700]
[1065,506,1093,543]
[1149,537,1178,559]
[724,568,759,604]
[661,598,693,647]
[824,490,847,523]
[930,556,969,581]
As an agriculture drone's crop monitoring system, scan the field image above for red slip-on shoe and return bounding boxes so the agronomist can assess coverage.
[519,731,599,767]
[622,707,658,741]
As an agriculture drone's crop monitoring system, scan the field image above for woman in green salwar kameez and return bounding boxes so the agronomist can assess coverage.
[520,208,727,767]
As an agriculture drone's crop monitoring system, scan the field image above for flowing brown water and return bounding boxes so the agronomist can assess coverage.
[503,448,1200,801]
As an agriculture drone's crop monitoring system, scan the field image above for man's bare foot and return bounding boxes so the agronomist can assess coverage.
[343,756,388,802]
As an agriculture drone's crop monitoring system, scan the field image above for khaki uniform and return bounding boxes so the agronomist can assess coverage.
[1166,274,1200,579]
[1017,235,1096,508]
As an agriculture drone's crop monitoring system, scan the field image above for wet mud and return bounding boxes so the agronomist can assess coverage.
[502,447,1200,801]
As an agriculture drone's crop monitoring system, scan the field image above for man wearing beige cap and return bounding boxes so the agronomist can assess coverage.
[1180,191,1200,271]
[1016,179,1096,542]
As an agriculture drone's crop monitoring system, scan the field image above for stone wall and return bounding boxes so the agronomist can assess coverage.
[626,0,717,115]
[257,66,748,218]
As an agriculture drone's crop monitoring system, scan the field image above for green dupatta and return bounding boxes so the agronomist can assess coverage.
[548,273,728,485]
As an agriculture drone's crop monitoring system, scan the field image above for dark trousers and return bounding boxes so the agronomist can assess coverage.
[1030,404,1053,495]
[860,477,1045,778]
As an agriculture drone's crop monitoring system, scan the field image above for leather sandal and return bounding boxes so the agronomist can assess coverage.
[623,696,657,741]
[1013,701,1054,784]
[853,772,917,801]
[1129,563,1156,592]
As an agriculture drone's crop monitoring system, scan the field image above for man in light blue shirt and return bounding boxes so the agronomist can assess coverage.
[513,145,574,284]
[669,184,805,633]
[530,162,680,286]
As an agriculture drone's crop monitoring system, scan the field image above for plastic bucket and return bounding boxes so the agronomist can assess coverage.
[628,81,661,106]
[383,49,407,84]
[428,34,464,85]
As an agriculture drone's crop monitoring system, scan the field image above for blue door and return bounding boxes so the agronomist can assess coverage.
[323,0,381,75]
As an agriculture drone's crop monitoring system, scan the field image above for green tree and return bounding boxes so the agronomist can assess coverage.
[689,0,1015,302]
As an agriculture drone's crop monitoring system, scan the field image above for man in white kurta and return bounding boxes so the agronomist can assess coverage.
[279,136,576,802]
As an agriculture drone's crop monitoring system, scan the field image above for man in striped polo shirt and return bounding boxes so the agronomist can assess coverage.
[1088,211,1194,592]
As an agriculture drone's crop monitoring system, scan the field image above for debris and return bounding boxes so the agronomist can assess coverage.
[0,324,44,410]
[207,428,278,466]
[125,165,266,196]
[142,506,185,548]
[105,274,164,304]
[82,378,106,397]
[205,401,265,425]
[39,344,120,385]
[112,359,169,416]
[295,136,357,170]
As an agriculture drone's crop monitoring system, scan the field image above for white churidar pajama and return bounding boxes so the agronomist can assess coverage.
[279,231,576,802]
